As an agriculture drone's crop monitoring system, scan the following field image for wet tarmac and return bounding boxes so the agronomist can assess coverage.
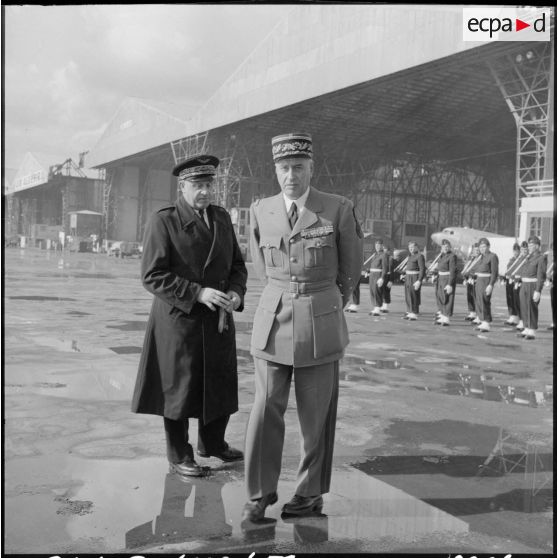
[3,248,555,555]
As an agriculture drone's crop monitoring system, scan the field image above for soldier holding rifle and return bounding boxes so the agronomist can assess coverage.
[401,241,425,321]
[434,239,458,326]
[473,237,499,332]
[461,243,481,322]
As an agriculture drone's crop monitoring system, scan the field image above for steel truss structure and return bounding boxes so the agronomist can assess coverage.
[487,41,554,235]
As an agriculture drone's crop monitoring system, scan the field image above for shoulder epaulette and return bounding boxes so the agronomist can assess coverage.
[156,204,175,213]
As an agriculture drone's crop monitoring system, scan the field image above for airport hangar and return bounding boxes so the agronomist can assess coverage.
[13,6,556,254]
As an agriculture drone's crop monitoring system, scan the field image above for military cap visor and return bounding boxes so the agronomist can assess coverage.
[173,154,219,180]
[528,235,541,245]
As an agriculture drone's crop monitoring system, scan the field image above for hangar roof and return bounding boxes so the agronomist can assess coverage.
[87,5,550,173]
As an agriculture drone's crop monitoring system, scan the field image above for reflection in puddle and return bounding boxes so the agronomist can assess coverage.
[110,346,142,355]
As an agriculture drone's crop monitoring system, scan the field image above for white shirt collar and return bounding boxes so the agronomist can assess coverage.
[283,187,310,213]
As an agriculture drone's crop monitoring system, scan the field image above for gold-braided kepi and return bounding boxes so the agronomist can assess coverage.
[271,132,313,162]
[172,154,219,181]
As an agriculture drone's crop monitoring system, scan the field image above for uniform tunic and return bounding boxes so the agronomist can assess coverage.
[504,254,524,317]
[517,251,546,330]
[368,250,389,308]
[131,197,247,424]
[473,252,499,322]
[383,251,394,305]
[404,252,426,313]
[435,251,458,316]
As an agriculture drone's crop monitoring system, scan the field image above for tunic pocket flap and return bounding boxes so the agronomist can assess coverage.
[259,285,283,312]
[259,235,283,249]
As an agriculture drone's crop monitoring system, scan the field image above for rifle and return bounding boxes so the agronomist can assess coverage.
[425,252,441,282]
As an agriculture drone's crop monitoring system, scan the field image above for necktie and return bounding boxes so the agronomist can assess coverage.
[288,202,298,229]
[197,209,209,229]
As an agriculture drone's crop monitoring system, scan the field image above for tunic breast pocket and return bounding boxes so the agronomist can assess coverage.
[259,235,284,268]
[303,235,334,268]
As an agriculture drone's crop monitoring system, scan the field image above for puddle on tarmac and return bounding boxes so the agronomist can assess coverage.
[9,296,76,302]
[67,311,91,317]
[106,321,147,332]
[12,457,467,553]
[110,346,143,355]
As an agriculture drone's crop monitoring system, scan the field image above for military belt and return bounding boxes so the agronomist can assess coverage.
[476,273,492,278]
[438,271,450,276]
[405,270,419,275]
[521,277,537,283]
[369,268,382,272]
[269,278,335,294]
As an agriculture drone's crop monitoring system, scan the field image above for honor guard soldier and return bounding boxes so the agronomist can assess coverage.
[243,132,363,522]
[516,235,546,340]
[514,241,529,332]
[502,243,523,326]
[544,244,555,330]
[473,237,499,332]
[381,244,394,313]
[131,154,247,480]
[402,241,426,320]
[435,239,458,326]
[367,238,389,316]
[462,243,481,321]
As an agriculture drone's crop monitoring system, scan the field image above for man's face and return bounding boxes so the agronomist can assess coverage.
[520,246,528,257]
[375,242,383,252]
[408,243,418,254]
[275,157,313,200]
[179,177,214,210]
[528,241,539,255]
[472,246,479,257]
[441,243,450,254]
[479,243,488,255]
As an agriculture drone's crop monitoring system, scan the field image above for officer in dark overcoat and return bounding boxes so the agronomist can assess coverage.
[131,154,248,478]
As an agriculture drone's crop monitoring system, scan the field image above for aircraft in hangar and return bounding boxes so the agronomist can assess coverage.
[430,226,518,276]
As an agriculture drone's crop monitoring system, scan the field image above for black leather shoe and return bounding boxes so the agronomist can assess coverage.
[198,443,243,462]
[169,459,211,478]
[242,492,278,522]
[281,494,323,517]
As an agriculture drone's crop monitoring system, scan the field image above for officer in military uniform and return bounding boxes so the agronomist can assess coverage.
[514,241,529,332]
[381,243,394,313]
[243,132,363,522]
[516,235,546,340]
[132,155,247,479]
[545,244,555,331]
[402,241,425,320]
[502,242,522,326]
[367,238,389,316]
[473,237,499,332]
[435,239,458,326]
[461,243,481,321]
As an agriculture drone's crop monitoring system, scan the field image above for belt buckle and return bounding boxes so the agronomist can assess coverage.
[290,281,299,294]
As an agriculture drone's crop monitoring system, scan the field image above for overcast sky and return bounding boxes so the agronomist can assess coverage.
[3,4,293,171]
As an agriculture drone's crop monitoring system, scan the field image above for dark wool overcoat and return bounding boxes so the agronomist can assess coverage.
[131,196,247,423]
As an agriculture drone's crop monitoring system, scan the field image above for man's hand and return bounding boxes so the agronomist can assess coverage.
[444,285,453,295]
[387,281,393,289]
[413,280,421,291]
[377,278,384,287]
[485,284,493,296]
[533,291,541,303]
[197,288,230,311]
[226,290,241,312]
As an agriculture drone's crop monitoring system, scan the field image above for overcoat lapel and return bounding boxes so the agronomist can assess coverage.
[204,205,221,270]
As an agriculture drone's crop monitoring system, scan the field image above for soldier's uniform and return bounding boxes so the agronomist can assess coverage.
[461,248,481,321]
[381,249,394,312]
[403,251,426,318]
[516,237,546,339]
[244,133,363,513]
[473,238,499,331]
[435,246,458,325]
[513,244,529,331]
[503,246,523,325]
[546,256,555,330]
[368,246,389,316]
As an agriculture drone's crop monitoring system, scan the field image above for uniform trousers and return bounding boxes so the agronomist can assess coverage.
[436,276,455,316]
[550,281,555,325]
[368,271,384,307]
[383,282,391,304]
[351,278,362,305]
[474,277,493,322]
[404,274,421,313]
[519,282,539,330]
[244,358,338,500]
[164,415,229,464]
[513,282,522,320]
[505,280,519,316]
[466,282,476,312]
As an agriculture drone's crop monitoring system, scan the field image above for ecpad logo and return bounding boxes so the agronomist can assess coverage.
[463,7,551,42]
